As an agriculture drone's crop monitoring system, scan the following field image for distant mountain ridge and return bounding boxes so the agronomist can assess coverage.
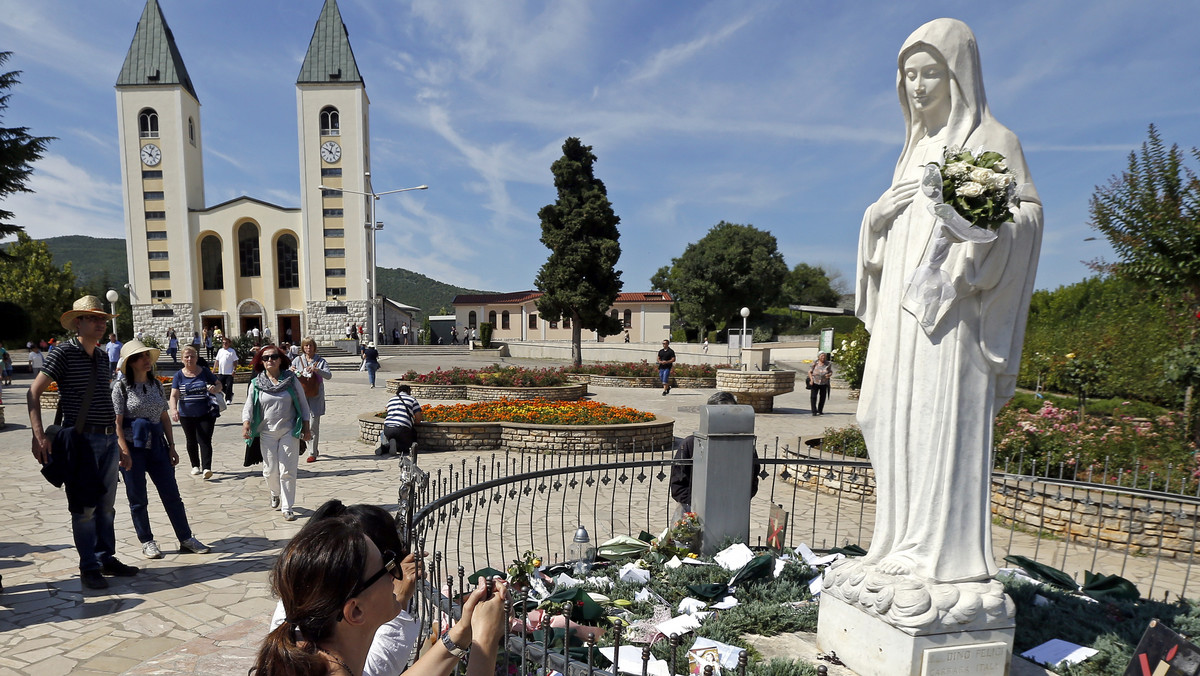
[37,235,489,314]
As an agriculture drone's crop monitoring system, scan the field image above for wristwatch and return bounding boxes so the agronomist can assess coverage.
[440,631,469,659]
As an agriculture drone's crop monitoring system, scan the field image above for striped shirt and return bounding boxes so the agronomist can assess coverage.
[384,393,420,429]
[40,338,117,427]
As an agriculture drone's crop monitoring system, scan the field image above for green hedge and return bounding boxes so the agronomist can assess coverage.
[1019,276,1189,408]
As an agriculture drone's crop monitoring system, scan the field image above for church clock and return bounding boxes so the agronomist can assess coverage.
[140,143,162,166]
[321,140,341,163]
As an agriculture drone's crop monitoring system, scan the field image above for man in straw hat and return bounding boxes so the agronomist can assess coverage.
[27,295,140,590]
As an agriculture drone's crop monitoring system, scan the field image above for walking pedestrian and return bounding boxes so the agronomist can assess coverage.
[203,328,215,362]
[170,345,222,479]
[242,344,312,521]
[166,328,179,364]
[808,352,833,416]
[104,333,123,376]
[113,340,211,559]
[361,342,381,388]
[292,337,331,463]
[27,295,140,590]
[657,339,676,395]
[214,337,238,404]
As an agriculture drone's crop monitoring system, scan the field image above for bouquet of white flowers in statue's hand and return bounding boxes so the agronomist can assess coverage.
[922,146,1020,243]
[904,147,1022,331]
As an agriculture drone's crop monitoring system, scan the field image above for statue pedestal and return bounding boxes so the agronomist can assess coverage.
[817,594,1014,676]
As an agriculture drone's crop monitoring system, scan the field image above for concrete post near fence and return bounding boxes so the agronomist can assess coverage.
[692,404,756,555]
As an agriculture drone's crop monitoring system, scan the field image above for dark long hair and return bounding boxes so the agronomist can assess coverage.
[252,519,371,676]
[311,499,410,562]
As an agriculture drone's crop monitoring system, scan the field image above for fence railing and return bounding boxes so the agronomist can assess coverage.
[399,437,1200,674]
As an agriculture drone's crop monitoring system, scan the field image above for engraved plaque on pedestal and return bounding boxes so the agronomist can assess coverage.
[922,642,1009,676]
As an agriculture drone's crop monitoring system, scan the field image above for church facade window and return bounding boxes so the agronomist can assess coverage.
[201,235,223,290]
[238,222,261,277]
[276,234,299,289]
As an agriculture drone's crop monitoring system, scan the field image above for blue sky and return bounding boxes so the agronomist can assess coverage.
[2,0,1198,296]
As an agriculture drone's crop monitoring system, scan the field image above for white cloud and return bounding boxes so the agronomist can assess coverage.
[627,14,755,84]
[1,154,124,240]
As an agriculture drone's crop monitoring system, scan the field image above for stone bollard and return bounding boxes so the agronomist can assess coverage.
[692,404,756,555]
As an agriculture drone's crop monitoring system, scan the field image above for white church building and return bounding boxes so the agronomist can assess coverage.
[116,0,380,343]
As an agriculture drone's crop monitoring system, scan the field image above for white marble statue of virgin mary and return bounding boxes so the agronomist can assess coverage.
[853,18,1043,587]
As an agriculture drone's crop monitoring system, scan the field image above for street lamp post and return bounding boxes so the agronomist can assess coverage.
[740,307,750,371]
[106,289,120,338]
[318,179,427,346]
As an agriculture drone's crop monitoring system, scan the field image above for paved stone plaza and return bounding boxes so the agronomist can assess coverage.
[0,350,1193,674]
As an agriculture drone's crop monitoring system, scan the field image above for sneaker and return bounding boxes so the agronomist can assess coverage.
[203,469,213,480]
[270,495,281,509]
[142,541,164,559]
[282,510,297,522]
[190,467,202,476]
[179,537,211,554]
[100,558,139,577]
[80,569,109,590]
[661,390,668,396]
[666,386,671,394]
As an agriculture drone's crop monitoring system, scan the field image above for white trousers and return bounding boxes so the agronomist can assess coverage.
[261,428,299,512]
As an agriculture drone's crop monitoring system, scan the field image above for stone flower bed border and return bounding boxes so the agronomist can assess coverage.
[358,413,674,454]
[562,373,716,389]
[385,379,587,402]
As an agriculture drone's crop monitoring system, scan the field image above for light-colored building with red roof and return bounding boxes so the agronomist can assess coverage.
[451,291,673,343]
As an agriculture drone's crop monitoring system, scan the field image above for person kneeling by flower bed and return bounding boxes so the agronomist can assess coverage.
[380,385,423,457]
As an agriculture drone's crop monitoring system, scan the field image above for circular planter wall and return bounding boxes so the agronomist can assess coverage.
[714,369,796,413]
[384,380,587,402]
[358,413,674,454]
[576,374,716,389]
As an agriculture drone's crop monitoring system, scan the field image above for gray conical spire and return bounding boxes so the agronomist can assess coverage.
[115,0,198,100]
[297,0,364,84]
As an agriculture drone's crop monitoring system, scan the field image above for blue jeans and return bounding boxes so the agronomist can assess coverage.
[120,444,193,544]
[659,368,671,385]
[366,363,379,386]
[72,432,120,571]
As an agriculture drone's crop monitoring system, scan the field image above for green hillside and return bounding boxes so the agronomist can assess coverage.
[38,235,487,314]
[375,267,491,314]
[43,236,129,288]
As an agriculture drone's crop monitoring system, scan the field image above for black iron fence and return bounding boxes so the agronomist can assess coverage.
[398,437,1200,675]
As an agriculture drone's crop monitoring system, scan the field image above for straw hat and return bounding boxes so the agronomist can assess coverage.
[60,295,117,331]
[116,339,161,372]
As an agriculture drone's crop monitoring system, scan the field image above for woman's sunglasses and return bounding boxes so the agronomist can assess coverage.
[338,549,401,620]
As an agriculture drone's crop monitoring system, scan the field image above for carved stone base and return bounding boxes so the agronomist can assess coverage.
[822,558,1015,632]
[817,594,1014,676]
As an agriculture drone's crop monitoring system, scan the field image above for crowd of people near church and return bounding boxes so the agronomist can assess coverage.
[19,295,476,675]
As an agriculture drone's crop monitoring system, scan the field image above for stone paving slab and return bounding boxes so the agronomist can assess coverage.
[0,350,1189,674]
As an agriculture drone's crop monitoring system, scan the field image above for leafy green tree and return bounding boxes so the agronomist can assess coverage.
[1089,125,1200,437]
[651,222,787,335]
[0,232,77,339]
[1089,125,1200,309]
[0,52,54,248]
[781,263,840,307]
[534,137,624,366]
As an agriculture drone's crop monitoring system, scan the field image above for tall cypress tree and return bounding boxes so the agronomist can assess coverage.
[0,51,54,250]
[534,137,624,366]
